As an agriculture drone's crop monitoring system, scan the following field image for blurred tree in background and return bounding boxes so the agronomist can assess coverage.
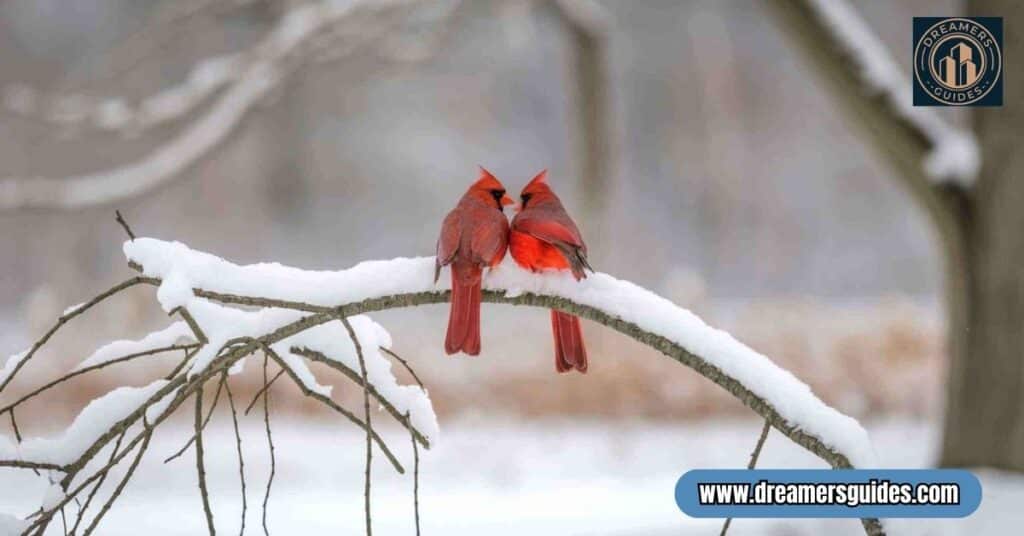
[771,0,1023,472]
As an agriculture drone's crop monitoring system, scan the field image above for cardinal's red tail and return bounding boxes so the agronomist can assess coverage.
[551,310,588,373]
[446,264,483,355]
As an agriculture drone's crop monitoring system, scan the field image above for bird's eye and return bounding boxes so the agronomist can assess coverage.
[489,189,505,208]
[520,193,533,208]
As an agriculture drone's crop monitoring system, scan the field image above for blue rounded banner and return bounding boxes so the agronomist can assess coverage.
[675,469,982,518]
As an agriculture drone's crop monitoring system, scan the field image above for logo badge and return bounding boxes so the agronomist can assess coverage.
[913,17,1002,106]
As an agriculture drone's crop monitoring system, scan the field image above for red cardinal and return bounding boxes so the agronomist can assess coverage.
[436,168,514,355]
[510,170,592,373]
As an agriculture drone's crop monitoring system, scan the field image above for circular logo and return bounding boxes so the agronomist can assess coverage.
[914,18,1001,105]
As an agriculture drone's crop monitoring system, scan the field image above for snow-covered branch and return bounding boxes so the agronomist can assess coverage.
[0,237,886,534]
[0,248,437,534]
[770,0,978,188]
[0,0,453,210]
[118,238,879,467]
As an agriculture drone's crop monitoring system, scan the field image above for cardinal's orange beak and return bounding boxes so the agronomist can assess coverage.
[501,194,515,207]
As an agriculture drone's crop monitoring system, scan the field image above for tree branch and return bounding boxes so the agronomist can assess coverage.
[291,347,430,450]
[164,374,226,464]
[174,288,886,534]
[223,373,247,536]
[407,413,420,536]
[339,315,373,536]
[243,370,286,416]
[0,277,154,394]
[0,343,197,417]
[243,339,407,473]
[195,388,217,535]
[720,420,771,535]
[260,354,275,536]
[114,210,136,241]
[764,2,971,345]
[380,347,424,389]
[70,431,125,535]
[128,272,868,472]
[765,0,977,188]
[81,429,152,536]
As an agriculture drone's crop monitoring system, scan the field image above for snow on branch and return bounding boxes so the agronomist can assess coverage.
[799,0,979,186]
[0,0,453,210]
[0,249,437,534]
[0,237,885,535]
[122,238,878,468]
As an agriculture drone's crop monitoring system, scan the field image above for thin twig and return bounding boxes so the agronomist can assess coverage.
[408,414,420,536]
[8,409,39,476]
[223,372,247,536]
[380,347,424,389]
[71,431,125,535]
[114,210,136,241]
[0,343,198,416]
[165,282,863,475]
[258,345,405,474]
[9,410,22,442]
[261,354,275,536]
[165,346,197,380]
[196,388,217,535]
[291,347,429,450]
[0,459,63,471]
[81,429,153,536]
[339,315,373,536]
[0,276,153,395]
[57,312,333,490]
[720,420,771,536]
[28,375,211,533]
[244,369,285,416]
[164,374,226,464]
[174,307,209,345]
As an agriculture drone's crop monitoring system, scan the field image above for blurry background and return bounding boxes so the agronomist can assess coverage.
[0,0,1018,534]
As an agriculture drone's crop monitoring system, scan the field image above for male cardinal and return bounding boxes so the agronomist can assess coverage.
[436,168,514,355]
[509,170,592,373]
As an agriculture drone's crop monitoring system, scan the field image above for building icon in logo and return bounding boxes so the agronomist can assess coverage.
[913,17,1002,106]
[940,42,978,89]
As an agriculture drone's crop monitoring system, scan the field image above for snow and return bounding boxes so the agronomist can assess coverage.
[1,417,1016,535]
[124,238,876,467]
[131,250,435,438]
[0,349,28,387]
[278,349,333,397]
[75,322,194,370]
[179,300,303,376]
[61,301,86,317]
[0,435,14,464]
[40,484,64,510]
[120,247,431,436]
[146,385,185,424]
[17,380,168,466]
[0,512,26,536]
[279,316,439,441]
[807,0,979,186]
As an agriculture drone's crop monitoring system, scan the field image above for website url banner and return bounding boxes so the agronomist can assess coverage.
[675,469,981,518]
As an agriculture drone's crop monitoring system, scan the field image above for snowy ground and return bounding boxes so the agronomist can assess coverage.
[1,417,1020,535]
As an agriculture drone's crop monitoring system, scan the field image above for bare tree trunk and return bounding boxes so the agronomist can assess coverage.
[940,0,1024,470]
